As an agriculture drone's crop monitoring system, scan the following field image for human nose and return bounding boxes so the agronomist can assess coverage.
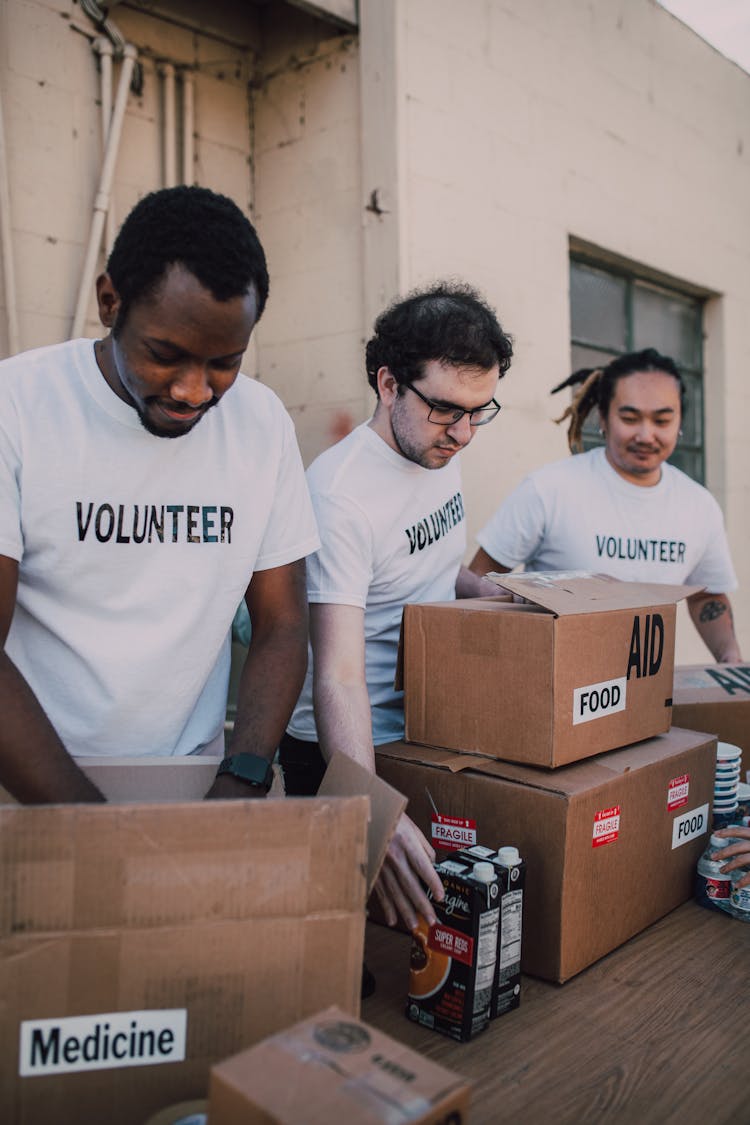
[169,362,213,407]
[445,412,473,445]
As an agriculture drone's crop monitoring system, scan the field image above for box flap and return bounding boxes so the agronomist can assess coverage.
[485,571,701,616]
[318,753,406,894]
[376,728,715,798]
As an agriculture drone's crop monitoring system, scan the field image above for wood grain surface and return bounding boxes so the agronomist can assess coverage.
[362,901,750,1124]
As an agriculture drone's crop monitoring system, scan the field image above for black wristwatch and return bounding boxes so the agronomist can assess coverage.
[216,753,274,793]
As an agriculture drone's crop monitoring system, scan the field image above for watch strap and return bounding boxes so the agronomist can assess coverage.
[217,752,274,792]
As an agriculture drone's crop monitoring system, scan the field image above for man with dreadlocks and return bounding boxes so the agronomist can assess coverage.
[469,348,741,662]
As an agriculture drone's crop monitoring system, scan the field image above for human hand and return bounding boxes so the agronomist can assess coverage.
[373,812,445,931]
[712,826,750,889]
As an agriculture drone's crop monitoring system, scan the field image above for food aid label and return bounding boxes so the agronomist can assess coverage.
[667,773,690,811]
[432,813,477,851]
[671,803,709,849]
[429,922,475,966]
[19,1009,187,1077]
[573,677,626,725]
[592,805,621,847]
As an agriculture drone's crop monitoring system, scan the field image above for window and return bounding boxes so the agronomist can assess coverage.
[569,257,705,482]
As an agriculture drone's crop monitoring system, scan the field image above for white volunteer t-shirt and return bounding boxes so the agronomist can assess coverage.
[288,423,467,745]
[0,339,319,757]
[476,446,737,591]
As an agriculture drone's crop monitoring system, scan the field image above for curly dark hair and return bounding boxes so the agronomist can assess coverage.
[105,186,269,331]
[551,347,686,452]
[365,282,513,395]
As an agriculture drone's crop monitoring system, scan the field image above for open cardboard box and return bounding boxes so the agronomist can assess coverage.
[208,1005,471,1124]
[399,572,698,768]
[672,663,750,780]
[376,727,715,982]
[0,754,406,1125]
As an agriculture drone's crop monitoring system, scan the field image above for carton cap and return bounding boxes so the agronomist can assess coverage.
[472,861,496,883]
[497,846,521,866]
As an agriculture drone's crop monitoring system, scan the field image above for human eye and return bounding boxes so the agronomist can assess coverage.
[211,354,243,372]
[429,403,463,423]
[145,344,179,366]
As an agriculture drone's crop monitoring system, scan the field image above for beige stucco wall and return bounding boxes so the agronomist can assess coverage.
[359,0,750,663]
[1,0,748,663]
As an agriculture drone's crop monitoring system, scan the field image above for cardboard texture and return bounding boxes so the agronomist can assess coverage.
[0,798,369,1125]
[401,573,698,768]
[672,664,750,780]
[375,727,716,982]
[208,1005,471,1124]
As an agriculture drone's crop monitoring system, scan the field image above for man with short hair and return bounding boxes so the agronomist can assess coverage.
[283,283,513,931]
[0,186,319,803]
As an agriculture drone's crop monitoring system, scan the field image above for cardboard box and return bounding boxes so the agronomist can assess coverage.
[208,1005,471,1124]
[400,573,697,767]
[375,727,715,982]
[672,663,750,781]
[0,797,370,1125]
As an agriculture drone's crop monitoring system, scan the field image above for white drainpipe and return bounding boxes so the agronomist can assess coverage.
[161,62,177,188]
[94,37,117,257]
[181,69,195,185]
[71,43,138,339]
[0,81,20,357]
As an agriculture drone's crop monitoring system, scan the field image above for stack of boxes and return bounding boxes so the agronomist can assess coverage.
[376,572,718,983]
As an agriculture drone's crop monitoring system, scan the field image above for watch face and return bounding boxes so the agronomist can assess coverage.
[221,753,272,790]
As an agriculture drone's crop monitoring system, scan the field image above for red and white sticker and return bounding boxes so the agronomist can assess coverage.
[592,805,621,848]
[431,814,477,852]
[429,922,474,966]
[667,773,690,811]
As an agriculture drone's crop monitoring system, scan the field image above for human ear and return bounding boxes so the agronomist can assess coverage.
[376,366,399,406]
[95,273,122,329]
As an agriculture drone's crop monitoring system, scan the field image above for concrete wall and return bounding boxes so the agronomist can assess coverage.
[359,0,750,662]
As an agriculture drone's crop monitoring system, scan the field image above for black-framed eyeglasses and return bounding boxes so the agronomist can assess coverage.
[404,382,502,426]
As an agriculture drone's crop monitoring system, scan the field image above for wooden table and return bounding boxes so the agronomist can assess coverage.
[362,901,749,1124]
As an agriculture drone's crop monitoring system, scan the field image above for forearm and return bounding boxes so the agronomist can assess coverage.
[0,650,105,803]
[229,622,309,762]
[468,546,510,578]
[688,593,742,663]
[313,675,376,771]
[455,564,504,598]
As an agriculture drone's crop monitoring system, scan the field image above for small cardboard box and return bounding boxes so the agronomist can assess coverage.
[375,727,715,982]
[400,572,697,768]
[672,663,750,780]
[208,1005,471,1124]
[0,797,370,1125]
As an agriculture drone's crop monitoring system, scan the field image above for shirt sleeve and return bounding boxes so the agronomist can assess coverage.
[0,410,23,562]
[305,492,374,608]
[685,493,738,593]
[475,475,547,569]
[254,409,320,571]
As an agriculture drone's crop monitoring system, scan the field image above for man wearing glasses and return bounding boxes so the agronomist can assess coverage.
[283,283,513,939]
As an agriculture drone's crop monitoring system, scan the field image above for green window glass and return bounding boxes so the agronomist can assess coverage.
[569,258,704,483]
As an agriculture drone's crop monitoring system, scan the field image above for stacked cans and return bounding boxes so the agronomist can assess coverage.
[713,742,742,826]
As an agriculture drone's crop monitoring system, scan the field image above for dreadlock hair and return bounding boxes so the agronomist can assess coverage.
[551,348,686,453]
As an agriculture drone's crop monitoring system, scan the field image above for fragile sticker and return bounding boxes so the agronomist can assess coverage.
[592,805,621,847]
[432,813,477,851]
[19,1009,187,1077]
[667,773,690,811]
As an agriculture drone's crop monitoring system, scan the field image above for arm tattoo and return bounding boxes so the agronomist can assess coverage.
[699,599,729,624]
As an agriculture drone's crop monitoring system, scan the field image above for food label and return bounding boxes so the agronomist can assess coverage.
[573,677,626,725]
[672,804,709,849]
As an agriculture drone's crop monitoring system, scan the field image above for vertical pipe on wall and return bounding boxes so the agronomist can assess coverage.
[161,62,177,188]
[71,44,137,340]
[181,70,195,185]
[0,83,19,356]
[94,37,117,256]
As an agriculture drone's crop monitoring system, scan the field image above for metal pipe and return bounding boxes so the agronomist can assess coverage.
[181,69,195,185]
[71,43,137,339]
[0,81,20,356]
[161,62,177,188]
[94,37,117,256]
